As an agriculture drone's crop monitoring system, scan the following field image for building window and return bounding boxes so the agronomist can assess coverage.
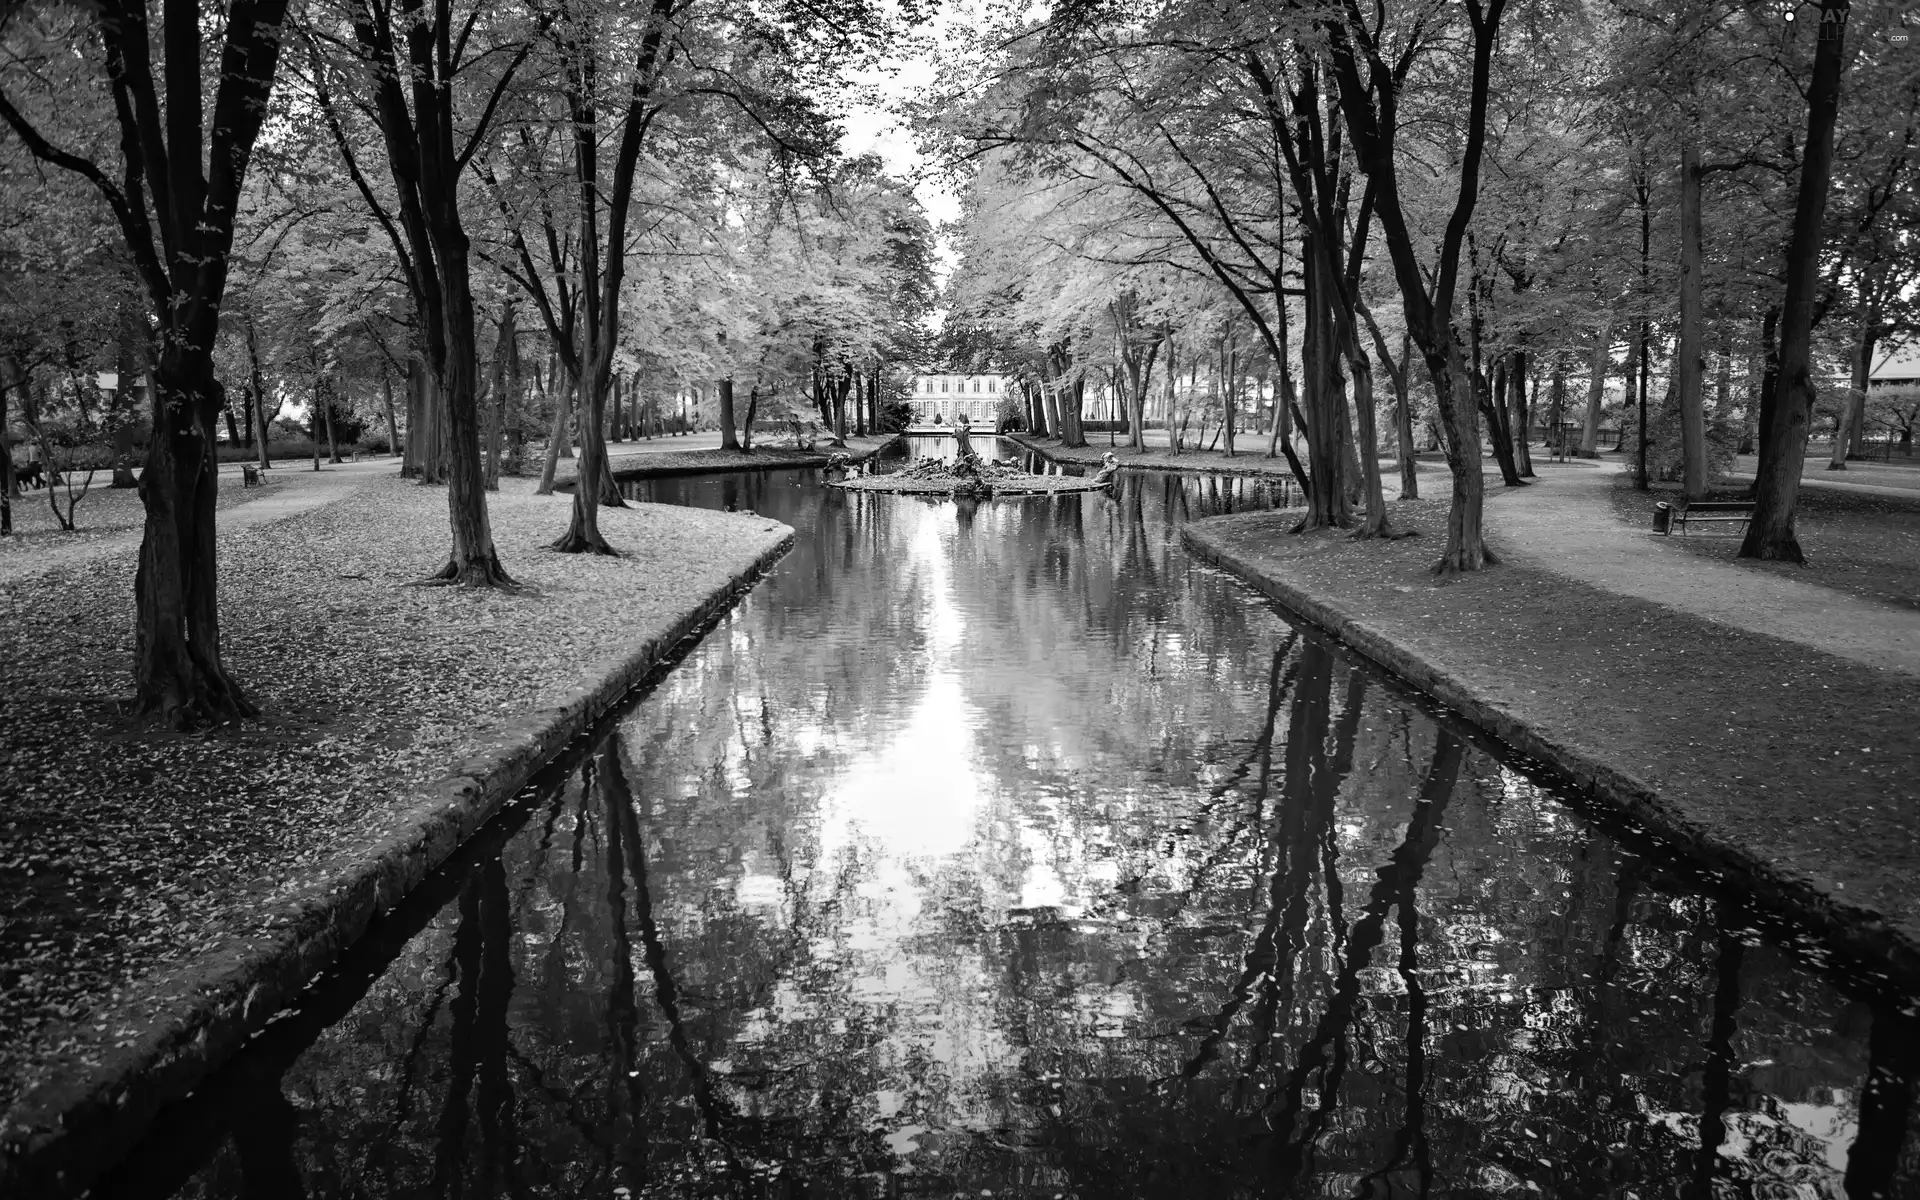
[988,380,996,394]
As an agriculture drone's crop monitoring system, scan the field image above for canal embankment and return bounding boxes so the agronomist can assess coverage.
[0,472,793,1195]
[1183,490,1920,985]
[1009,431,1317,479]
[554,432,905,484]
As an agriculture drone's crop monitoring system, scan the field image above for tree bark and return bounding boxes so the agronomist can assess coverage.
[325,367,344,464]
[1580,326,1610,458]
[381,369,402,463]
[1678,139,1709,501]
[718,378,740,451]
[536,367,572,495]
[1742,0,1850,560]
[1832,267,1881,469]
[0,359,16,535]
[1511,349,1535,477]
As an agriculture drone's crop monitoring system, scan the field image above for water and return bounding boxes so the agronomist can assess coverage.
[103,438,1917,1199]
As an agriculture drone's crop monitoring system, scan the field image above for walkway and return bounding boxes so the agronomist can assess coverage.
[1484,461,1920,675]
[0,457,392,583]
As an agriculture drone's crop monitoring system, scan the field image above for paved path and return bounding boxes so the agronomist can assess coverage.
[1484,461,1920,675]
[0,458,394,584]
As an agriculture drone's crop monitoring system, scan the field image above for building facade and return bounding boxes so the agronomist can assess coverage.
[908,373,1010,426]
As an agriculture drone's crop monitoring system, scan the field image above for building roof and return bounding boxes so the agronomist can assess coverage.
[1872,340,1920,384]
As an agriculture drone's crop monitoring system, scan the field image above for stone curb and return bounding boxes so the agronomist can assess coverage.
[1010,433,1302,481]
[0,524,798,1199]
[1179,517,1920,987]
[555,434,908,485]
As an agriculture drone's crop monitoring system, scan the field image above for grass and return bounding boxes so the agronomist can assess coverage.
[0,475,787,1110]
[1604,475,1920,612]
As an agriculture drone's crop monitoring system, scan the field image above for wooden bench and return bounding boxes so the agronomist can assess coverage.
[1670,500,1753,536]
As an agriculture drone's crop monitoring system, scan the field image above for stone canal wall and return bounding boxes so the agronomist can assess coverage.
[1181,511,1920,990]
[0,521,796,1199]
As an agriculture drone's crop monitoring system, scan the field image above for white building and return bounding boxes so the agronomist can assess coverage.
[908,373,1010,426]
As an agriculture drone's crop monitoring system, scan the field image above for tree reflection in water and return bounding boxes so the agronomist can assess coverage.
[104,453,1920,1199]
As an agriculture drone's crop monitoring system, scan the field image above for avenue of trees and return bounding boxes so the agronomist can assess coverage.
[928,0,1917,571]
[0,0,934,725]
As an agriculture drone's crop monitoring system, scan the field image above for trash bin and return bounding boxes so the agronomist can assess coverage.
[1653,502,1673,535]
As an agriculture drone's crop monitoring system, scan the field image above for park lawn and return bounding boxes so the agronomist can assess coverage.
[1604,476,1920,612]
[0,476,788,1110]
[1187,501,1920,956]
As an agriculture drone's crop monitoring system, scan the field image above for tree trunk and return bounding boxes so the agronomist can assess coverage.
[310,375,324,472]
[1832,290,1878,469]
[1636,318,1652,490]
[1346,333,1389,537]
[381,370,402,464]
[536,368,572,495]
[718,378,740,451]
[135,355,256,725]
[1481,356,1524,486]
[0,359,16,536]
[113,336,143,487]
[1678,139,1709,501]
[1220,337,1237,457]
[740,386,760,453]
[325,368,344,464]
[428,273,510,585]
[1395,329,1417,499]
[1511,349,1535,477]
[1059,375,1088,448]
[1296,244,1350,530]
[1580,326,1609,457]
[1742,0,1849,561]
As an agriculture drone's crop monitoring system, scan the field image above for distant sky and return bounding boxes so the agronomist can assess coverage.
[832,0,1021,282]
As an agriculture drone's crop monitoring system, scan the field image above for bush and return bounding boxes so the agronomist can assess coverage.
[1621,395,1740,483]
[357,433,391,456]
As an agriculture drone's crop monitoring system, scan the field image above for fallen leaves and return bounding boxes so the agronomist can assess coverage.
[0,473,785,1108]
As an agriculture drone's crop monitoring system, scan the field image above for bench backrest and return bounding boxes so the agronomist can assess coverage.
[1683,501,1753,512]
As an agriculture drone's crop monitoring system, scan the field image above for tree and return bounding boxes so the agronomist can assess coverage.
[1,0,291,723]
[1741,0,1853,562]
[304,0,538,583]
[1324,0,1511,571]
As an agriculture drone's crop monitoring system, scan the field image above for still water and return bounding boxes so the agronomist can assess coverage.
[104,439,1918,1198]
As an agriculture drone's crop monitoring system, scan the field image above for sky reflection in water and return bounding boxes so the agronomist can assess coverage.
[107,440,1919,1199]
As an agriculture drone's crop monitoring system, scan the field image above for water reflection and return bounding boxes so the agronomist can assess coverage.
[104,455,1919,1199]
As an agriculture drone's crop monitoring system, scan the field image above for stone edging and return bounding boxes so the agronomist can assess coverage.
[1010,433,1300,481]
[1179,519,1920,987]
[573,434,908,484]
[0,525,798,1199]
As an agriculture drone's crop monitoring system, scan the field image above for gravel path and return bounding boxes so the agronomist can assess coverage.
[1485,460,1920,675]
[0,473,789,1110]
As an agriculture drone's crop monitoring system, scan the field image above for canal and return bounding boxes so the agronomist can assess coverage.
[100,438,1919,1198]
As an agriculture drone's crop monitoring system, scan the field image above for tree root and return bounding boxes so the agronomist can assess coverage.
[548,531,622,556]
[416,555,519,588]
[1428,544,1499,576]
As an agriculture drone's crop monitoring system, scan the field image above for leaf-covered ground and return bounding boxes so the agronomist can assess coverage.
[0,474,788,1109]
[1605,474,1920,612]
[1188,500,1920,954]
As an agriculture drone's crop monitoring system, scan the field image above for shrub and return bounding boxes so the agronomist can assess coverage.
[357,434,391,456]
[1620,394,1740,483]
